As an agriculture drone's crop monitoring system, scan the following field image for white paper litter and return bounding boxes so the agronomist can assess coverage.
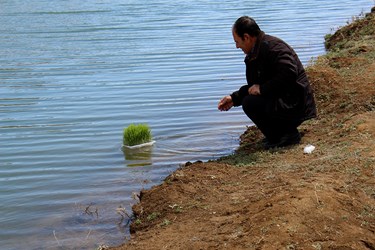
[303,144,316,154]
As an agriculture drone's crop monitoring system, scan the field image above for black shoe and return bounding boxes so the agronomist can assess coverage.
[262,137,279,149]
[264,131,301,149]
[261,137,269,145]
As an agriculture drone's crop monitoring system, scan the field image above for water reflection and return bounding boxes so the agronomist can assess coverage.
[122,144,154,167]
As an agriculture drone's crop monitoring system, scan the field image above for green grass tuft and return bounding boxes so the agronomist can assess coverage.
[123,124,152,146]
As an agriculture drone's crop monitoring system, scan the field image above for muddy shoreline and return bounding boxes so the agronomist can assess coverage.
[110,8,375,250]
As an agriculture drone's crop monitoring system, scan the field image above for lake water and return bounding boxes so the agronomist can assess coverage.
[1,0,373,249]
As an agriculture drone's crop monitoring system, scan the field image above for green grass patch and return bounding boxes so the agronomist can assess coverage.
[123,123,152,146]
[217,151,259,167]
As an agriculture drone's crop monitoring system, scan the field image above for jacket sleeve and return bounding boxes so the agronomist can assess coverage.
[259,43,298,97]
[230,84,250,106]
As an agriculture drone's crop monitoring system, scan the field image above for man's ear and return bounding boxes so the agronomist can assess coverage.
[243,33,256,42]
[243,33,251,41]
[245,33,257,44]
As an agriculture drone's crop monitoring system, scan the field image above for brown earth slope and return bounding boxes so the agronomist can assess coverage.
[111,8,375,250]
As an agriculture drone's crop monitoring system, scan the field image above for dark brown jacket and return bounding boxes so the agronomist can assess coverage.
[231,32,317,122]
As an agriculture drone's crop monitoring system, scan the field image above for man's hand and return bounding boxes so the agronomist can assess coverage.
[218,95,233,111]
[248,84,261,95]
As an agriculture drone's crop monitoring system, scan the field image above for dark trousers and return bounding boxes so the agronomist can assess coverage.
[241,95,301,141]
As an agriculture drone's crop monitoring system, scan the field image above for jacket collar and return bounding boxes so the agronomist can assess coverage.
[245,31,265,63]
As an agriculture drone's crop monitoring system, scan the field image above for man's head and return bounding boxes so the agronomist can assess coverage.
[232,16,261,54]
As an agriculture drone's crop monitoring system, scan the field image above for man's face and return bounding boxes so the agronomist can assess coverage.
[232,29,256,55]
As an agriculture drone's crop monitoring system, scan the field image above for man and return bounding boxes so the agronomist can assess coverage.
[218,16,317,149]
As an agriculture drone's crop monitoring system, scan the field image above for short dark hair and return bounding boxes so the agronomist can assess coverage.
[233,16,261,39]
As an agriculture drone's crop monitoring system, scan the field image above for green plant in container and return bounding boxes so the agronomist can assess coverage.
[123,123,153,147]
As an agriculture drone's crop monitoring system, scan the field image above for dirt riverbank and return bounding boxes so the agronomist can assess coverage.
[110,8,375,250]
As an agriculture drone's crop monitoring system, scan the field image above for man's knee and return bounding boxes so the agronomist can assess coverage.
[241,95,267,117]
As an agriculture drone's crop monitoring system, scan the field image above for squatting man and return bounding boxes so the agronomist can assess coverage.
[218,16,317,149]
